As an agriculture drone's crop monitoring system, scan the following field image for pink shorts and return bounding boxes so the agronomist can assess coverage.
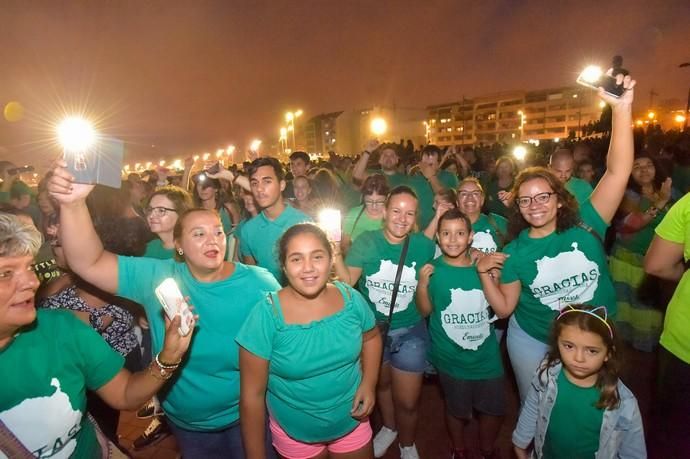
[269,416,372,458]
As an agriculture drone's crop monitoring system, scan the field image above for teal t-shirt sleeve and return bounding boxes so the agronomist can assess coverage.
[117,256,160,309]
[238,223,252,258]
[63,312,124,390]
[235,297,276,361]
[579,199,608,240]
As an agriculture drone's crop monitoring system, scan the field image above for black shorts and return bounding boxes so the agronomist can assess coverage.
[438,371,505,419]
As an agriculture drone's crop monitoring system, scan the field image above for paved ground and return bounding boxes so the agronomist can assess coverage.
[117,342,671,458]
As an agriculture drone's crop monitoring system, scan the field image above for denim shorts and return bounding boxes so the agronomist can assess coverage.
[382,320,429,373]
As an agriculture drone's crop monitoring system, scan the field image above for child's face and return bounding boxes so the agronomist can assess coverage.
[437,218,472,258]
[558,324,609,387]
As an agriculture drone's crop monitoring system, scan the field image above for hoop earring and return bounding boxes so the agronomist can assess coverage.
[177,248,184,256]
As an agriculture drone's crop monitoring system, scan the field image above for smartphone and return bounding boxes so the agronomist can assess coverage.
[576,66,624,98]
[318,208,342,242]
[154,278,194,336]
[64,137,124,189]
[206,162,221,174]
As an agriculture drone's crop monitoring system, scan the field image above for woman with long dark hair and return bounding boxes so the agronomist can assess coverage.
[610,153,672,351]
[478,72,637,401]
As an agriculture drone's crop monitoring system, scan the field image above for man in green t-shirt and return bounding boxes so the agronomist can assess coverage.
[644,191,690,452]
[351,140,410,189]
[549,148,593,204]
[410,145,460,228]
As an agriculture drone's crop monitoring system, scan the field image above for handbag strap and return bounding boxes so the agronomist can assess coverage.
[0,418,34,459]
[385,236,410,326]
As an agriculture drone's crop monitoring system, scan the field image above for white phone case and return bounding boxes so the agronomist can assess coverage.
[154,278,193,336]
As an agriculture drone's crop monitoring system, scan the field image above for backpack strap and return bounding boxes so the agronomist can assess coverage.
[0,419,34,459]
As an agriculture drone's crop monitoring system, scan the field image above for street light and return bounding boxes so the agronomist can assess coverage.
[513,145,527,161]
[675,114,686,129]
[647,111,656,120]
[250,139,262,152]
[370,117,387,136]
[285,110,303,150]
[279,127,288,154]
[517,110,526,140]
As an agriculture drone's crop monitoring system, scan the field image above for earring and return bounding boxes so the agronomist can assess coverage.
[177,248,184,256]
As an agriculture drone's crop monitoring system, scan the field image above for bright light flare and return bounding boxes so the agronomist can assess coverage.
[675,114,686,124]
[318,208,342,242]
[57,117,96,151]
[227,145,236,155]
[513,145,527,161]
[370,117,387,136]
[579,65,603,84]
[250,139,262,151]
[647,111,656,119]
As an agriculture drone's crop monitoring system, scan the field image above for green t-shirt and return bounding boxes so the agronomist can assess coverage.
[501,200,615,343]
[117,257,280,430]
[346,230,435,329]
[236,282,375,443]
[656,192,690,364]
[482,178,513,218]
[543,369,604,459]
[238,205,312,281]
[672,165,690,196]
[472,213,508,253]
[410,171,460,228]
[614,191,666,256]
[426,258,503,379]
[565,176,593,205]
[343,205,383,242]
[143,238,175,260]
[0,309,123,458]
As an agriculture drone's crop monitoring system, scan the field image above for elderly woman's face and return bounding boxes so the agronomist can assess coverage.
[0,254,39,333]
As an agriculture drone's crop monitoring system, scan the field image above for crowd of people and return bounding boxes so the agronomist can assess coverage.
[1,72,690,459]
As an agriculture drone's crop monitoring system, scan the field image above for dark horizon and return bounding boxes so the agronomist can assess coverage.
[1,0,688,167]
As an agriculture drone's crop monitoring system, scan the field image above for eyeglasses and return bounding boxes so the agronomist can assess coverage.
[515,192,556,208]
[457,191,483,199]
[364,199,386,207]
[145,207,177,217]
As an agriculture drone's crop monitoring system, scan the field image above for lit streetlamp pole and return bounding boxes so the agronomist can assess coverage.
[285,110,303,151]
[517,110,526,141]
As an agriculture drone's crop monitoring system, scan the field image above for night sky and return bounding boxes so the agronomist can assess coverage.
[1,0,688,167]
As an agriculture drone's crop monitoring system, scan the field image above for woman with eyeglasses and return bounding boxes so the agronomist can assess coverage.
[341,174,390,254]
[143,186,194,259]
[477,72,637,402]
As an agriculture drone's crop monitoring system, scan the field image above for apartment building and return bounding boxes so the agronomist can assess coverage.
[427,86,602,147]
